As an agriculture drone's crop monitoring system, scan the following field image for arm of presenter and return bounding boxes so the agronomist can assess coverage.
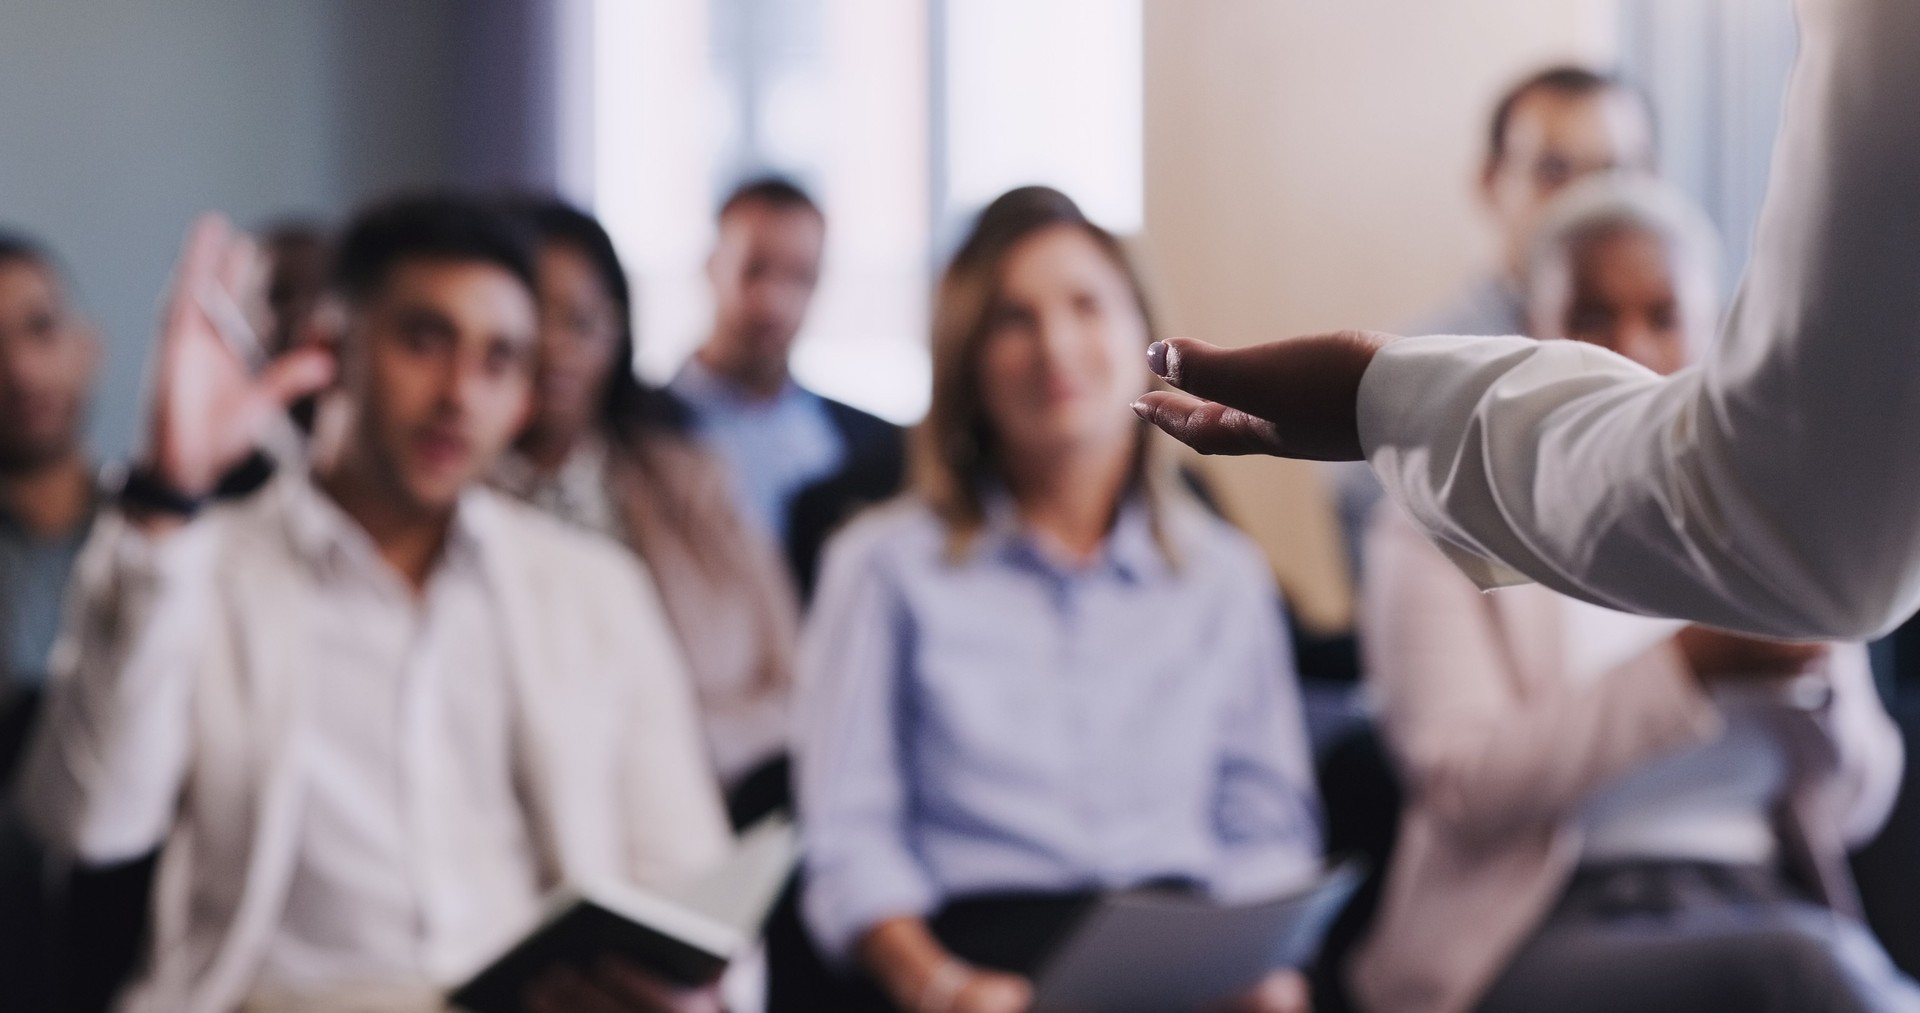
[1136,0,1920,641]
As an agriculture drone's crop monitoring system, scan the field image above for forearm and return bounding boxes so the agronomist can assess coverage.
[1363,0,1920,639]
[859,917,967,1012]
[20,511,207,860]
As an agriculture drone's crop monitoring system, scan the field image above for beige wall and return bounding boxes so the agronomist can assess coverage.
[1142,0,1617,632]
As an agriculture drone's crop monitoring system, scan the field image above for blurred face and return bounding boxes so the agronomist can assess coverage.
[976,225,1148,468]
[1484,89,1654,271]
[340,258,536,513]
[0,259,97,473]
[705,202,824,372]
[1530,226,1699,376]
[526,242,622,446]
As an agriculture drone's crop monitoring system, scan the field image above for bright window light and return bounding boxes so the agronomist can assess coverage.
[941,0,1143,236]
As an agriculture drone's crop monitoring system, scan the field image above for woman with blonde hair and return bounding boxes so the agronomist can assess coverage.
[792,186,1321,1013]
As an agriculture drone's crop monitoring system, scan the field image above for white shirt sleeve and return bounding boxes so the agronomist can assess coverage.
[1358,0,1920,640]
[19,511,216,863]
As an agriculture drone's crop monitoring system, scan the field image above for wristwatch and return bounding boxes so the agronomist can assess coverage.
[117,467,205,519]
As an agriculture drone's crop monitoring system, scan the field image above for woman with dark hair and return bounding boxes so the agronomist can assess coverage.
[792,187,1321,1013]
[495,199,800,826]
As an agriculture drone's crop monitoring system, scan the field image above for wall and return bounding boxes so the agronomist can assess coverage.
[1142,0,1617,631]
[0,0,463,459]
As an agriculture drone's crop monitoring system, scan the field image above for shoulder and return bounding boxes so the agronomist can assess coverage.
[819,496,941,567]
[810,496,944,595]
[472,487,644,590]
[1163,496,1276,595]
[816,394,904,448]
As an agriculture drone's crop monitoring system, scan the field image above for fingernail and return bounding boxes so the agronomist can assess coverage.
[1146,341,1170,377]
[1129,400,1151,420]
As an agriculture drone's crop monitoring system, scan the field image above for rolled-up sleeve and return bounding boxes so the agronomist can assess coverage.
[793,529,938,962]
[21,511,215,863]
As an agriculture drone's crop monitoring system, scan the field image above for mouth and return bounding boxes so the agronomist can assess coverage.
[410,427,472,473]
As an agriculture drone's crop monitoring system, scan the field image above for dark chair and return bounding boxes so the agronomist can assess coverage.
[1310,722,1404,1013]
[1851,694,1920,978]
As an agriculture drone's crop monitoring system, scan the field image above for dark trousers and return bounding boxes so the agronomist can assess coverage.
[765,882,1099,1012]
[1479,861,1920,1013]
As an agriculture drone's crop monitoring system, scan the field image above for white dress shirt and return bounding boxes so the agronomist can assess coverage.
[259,486,543,990]
[669,358,845,543]
[1557,599,1784,867]
[1358,0,1920,640]
[19,474,733,1013]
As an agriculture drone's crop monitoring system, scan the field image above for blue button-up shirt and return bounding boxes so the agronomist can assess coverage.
[794,491,1323,959]
[669,358,845,544]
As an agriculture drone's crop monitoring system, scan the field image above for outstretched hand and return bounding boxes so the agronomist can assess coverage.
[143,214,334,498]
[1130,331,1394,462]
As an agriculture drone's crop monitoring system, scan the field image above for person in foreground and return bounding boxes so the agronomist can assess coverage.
[1352,175,1919,1013]
[794,187,1322,1013]
[19,196,732,1013]
[1132,0,1920,641]
[494,198,801,828]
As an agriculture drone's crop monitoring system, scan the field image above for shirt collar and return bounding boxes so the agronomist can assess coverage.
[975,486,1169,585]
[672,355,809,414]
[280,470,491,585]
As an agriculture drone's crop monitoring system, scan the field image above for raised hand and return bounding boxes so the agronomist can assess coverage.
[1130,332,1394,462]
[142,214,333,498]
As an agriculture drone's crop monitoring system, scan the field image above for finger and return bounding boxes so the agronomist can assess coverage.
[256,346,336,407]
[592,954,696,1004]
[162,214,234,344]
[1131,390,1285,456]
[1152,329,1386,419]
[526,965,630,1013]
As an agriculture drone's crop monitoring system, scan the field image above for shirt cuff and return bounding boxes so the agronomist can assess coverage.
[801,851,940,964]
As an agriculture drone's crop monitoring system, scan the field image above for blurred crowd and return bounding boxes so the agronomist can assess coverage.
[0,64,1915,1013]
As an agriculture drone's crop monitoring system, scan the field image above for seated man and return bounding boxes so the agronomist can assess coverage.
[1350,176,1919,1013]
[669,177,904,601]
[0,229,103,1009]
[21,196,731,1013]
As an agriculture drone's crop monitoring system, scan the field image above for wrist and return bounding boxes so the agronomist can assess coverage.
[118,465,206,520]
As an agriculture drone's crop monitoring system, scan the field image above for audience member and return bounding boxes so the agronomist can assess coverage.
[1328,65,1657,583]
[20,197,732,1013]
[0,230,102,1011]
[792,187,1321,1013]
[495,198,801,828]
[1349,176,1919,1013]
[669,177,904,601]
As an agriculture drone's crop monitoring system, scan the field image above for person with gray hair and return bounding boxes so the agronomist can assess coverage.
[1348,175,1920,1013]
[1522,173,1722,369]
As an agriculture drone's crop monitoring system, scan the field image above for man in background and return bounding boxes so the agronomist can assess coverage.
[0,230,101,1011]
[671,178,903,601]
[1330,66,1658,580]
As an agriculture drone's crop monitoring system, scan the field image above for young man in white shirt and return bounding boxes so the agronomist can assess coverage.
[20,196,732,1013]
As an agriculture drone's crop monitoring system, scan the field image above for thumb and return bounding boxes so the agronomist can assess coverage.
[257,346,336,408]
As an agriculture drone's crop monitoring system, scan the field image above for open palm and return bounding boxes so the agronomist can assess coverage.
[143,214,334,496]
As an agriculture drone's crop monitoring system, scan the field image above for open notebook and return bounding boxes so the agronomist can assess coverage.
[1031,858,1365,1013]
[449,815,797,1013]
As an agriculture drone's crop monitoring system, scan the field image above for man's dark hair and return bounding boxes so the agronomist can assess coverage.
[0,229,62,279]
[718,175,822,222]
[505,196,693,435]
[1486,65,1649,165]
[331,193,537,304]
